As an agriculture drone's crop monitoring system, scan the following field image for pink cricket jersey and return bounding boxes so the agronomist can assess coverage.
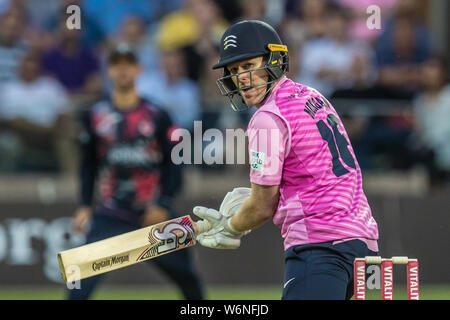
[248,77,379,251]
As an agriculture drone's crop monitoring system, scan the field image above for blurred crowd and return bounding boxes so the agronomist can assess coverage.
[0,0,448,188]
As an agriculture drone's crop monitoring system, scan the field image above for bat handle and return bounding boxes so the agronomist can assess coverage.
[194,219,212,234]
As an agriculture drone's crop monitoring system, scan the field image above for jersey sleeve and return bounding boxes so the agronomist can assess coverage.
[248,111,290,186]
[155,108,182,210]
[78,107,98,207]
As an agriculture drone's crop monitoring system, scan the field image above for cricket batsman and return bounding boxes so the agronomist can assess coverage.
[69,44,204,299]
[193,20,379,300]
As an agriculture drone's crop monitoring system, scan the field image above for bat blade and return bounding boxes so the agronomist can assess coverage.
[58,215,203,283]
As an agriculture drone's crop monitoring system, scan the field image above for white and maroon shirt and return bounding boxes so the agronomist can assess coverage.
[247,77,379,251]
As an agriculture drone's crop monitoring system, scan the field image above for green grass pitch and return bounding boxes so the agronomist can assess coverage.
[0,284,449,300]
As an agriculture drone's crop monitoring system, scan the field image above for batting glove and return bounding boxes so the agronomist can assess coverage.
[219,187,252,217]
[193,206,248,249]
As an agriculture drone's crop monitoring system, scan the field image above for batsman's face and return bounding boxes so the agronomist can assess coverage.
[108,59,141,90]
[226,56,269,107]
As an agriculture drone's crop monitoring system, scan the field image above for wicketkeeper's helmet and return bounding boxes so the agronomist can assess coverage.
[213,20,289,111]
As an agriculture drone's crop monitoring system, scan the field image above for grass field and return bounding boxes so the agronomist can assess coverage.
[0,284,449,300]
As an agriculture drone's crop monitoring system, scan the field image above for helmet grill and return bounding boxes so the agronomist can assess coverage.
[216,51,289,111]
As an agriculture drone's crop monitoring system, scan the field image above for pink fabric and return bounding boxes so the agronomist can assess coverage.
[248,110,290,186]
[248,77,379,251]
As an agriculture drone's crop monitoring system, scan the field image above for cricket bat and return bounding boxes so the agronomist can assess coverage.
[57,215,211,283]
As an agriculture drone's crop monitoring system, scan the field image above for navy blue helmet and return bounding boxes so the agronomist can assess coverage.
[214,20,289,111]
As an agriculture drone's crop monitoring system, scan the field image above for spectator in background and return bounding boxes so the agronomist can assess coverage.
[156,0,229,81]
[23,0,61,30]
[374,1,430,99]
[297,5,375,98]
[412,57,450,187]
[391,0,427,24]
[1,0,55,53]
[44,0,104,50]
[41,18,101,96]
[241,0,266,22]
[157,0,227,50]
[336,0,398,43]
[352,1,430,171]
[137,48,200,131]
[0,9,27,84]
[214,0,242,24]
[111,16,160,73]
[237,0,284,29]
[279,0,329,84]
[82,0,182,47]
[281,0,329,51]
[0,51,76,174]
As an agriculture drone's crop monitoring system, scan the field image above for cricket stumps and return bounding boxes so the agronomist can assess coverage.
[353,256,419,300]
